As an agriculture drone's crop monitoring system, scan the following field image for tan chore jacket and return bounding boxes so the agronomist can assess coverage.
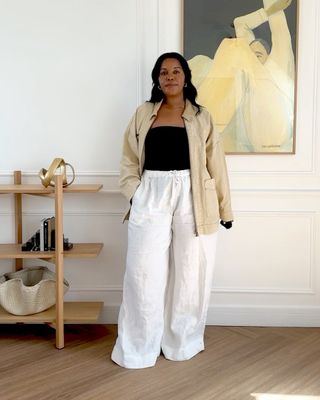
[119,99,233,235]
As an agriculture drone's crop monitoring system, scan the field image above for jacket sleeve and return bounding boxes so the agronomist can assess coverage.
[119,111,141,202]
[206,115,234,222]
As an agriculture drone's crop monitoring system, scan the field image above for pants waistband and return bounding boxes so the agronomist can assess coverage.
[143,169,190,178]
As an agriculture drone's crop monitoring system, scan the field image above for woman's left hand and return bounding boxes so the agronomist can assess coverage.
[220,220,233,229]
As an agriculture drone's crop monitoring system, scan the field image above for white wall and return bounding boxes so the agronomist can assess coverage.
[1,0,320,326]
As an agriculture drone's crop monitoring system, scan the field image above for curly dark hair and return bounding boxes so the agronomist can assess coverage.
[148,52,201,113]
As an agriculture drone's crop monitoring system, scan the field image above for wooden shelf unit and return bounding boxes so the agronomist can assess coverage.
[0,243,103,259]
[0,171,104,349]
[0,184,103,194]
[0,302,102,323]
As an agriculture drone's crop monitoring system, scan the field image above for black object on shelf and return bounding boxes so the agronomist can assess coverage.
[21,217,73,252]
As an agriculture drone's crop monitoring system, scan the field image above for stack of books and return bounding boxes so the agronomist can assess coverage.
[21,217,73,251]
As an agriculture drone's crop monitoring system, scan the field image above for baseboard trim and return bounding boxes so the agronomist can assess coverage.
[98,305,320,327]
[205,305,320,327]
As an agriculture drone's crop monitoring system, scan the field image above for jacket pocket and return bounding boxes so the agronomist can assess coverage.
[204,179,219,218]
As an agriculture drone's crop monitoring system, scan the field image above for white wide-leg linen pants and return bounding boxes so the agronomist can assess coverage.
[111,170,218,369]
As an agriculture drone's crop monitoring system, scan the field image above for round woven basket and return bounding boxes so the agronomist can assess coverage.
[0,266,69,316]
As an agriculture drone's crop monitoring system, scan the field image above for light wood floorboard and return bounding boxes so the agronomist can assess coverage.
[1,324,320,400]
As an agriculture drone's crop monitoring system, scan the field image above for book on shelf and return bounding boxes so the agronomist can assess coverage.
[40,217,54,251]
[40,218,46,251]
[47,216,55,250]
[21,216,73,251]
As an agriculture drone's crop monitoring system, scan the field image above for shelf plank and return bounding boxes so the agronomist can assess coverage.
[63,243,104,258]
[0,184,103,194]
[0,243,103,259]
[0,302,103,323]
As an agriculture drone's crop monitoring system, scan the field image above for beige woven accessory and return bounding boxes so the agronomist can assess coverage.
[0,267,69,315]
[39,158,75,188]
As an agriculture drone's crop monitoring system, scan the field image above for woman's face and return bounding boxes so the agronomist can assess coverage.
[158,58,186,98]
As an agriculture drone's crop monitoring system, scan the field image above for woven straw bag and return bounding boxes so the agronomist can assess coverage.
[0,267,69,316]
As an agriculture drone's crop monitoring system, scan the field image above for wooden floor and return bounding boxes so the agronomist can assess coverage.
[1,324,320,400]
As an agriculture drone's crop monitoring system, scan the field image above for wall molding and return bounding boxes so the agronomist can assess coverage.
[1,171,320,192]
[1,167,319,179]
[313,0,320,175]
[67,282,315,297]
[0,211,124,217]
[1,206,318,216]
[206,305,320,327]
[310,0,320,175]
[224,210,317,295]
[0,171,120,177]
[212,287,314,295]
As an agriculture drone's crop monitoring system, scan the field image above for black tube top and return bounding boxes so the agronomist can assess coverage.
[143,126,190,171]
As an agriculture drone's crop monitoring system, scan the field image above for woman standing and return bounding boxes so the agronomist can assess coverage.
[111,52,233,369]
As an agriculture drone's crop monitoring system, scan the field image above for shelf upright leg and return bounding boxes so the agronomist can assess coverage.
[55,174,64,349]
[14,171,23,271]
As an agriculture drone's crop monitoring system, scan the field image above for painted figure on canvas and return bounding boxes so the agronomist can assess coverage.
[187,0,296,153]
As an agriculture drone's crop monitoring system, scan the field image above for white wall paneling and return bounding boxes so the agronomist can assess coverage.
[1,0,320,326]
[0,0,139,172]
[214,211,316,294]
